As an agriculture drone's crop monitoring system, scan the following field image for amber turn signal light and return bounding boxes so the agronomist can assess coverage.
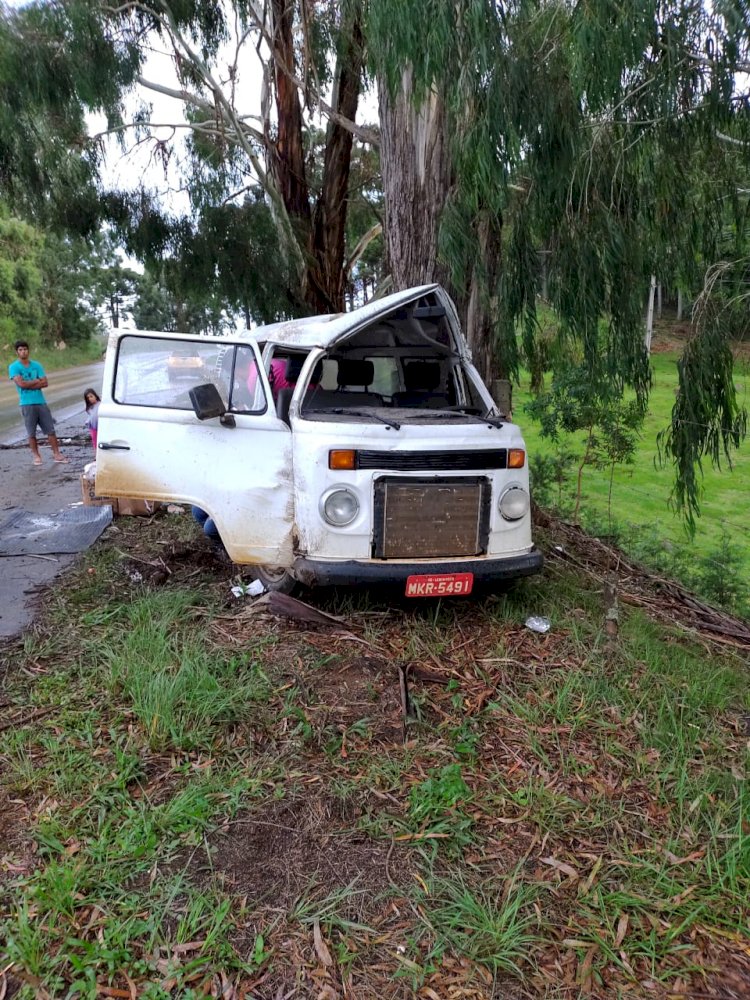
[508,449,525,469]
[329,449,356,470]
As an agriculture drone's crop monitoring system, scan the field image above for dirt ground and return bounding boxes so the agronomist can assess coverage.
[0,413,95,639]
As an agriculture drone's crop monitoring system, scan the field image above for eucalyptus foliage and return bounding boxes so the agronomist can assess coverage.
[0,0,362,306]
[2,0,750,521]
[368,0,750,524]
[0,207,108,348]
[0,209,42,344]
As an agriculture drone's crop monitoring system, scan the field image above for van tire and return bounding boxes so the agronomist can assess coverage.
[254,565,297,594]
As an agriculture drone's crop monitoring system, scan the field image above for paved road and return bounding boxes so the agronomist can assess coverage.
[0,411,94,640]
[1,360,105,444]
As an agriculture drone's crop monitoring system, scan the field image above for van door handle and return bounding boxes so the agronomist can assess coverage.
[98,442,131,451]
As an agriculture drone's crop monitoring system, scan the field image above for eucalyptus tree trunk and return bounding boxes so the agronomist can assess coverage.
[267,0,363,314]
[378,73,497,382]
[309,12,364,313]
[378,73,451,290]
[463,210,502,383]
[644,274,656,353]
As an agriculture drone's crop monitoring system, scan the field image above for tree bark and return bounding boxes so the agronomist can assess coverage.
[378,72,451,291]
[309,7,364,313]
[540,251,549,301]
[463,209,502,383]
[378,72,498,382]
[268,0,311,227]
[267,0,363,315]
[644,274,656,354]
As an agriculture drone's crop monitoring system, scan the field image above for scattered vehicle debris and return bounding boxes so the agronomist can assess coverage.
[524,615,551,633]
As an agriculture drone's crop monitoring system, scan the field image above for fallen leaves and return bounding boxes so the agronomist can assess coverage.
[662,847,706,866]
[3,512,749,1000]
[541,855,579,881]
[614,913,629,948]
[313,920,333,968]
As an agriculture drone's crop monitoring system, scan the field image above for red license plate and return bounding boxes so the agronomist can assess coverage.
[405,573,474,597]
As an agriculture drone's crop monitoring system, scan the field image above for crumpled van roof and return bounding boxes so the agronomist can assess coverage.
[249,283,451,350]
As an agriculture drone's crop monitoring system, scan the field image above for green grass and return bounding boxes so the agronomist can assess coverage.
[518,350,750,606]
[415,872,540,977]
[1,516,748,997]
[102,590,272,750]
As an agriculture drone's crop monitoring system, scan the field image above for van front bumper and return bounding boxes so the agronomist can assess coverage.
[292,548,543,588]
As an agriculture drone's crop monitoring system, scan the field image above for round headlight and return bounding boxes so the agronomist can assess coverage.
[321,488,359,526]
[498,486,529,521]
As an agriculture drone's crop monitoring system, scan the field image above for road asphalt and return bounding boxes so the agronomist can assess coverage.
[0,409,97,641]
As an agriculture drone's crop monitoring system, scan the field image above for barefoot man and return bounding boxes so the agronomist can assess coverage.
[8,340,68,465]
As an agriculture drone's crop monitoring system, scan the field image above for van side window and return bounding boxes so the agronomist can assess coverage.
[114,336,231,409]
[114,337,266,413]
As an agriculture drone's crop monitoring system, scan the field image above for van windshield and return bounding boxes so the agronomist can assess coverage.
[298,353,491,423]
[265,290,498,425]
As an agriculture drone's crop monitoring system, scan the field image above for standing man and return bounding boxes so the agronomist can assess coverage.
[8,340,68,465]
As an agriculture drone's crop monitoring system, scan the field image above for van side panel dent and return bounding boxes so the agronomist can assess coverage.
[96,405,294,566]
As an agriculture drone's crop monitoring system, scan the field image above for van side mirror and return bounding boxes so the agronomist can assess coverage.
[189,383,235,427]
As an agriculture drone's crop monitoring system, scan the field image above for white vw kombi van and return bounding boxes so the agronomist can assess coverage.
[96,284,543,595]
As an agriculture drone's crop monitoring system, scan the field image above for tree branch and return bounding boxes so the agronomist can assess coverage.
[138,4,305,274]
[345,221,382,278]
[716,130,748,148]
[135,75,265,145]
[243,0,379,146]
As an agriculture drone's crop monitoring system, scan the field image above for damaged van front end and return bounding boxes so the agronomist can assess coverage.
[288,417,541,596]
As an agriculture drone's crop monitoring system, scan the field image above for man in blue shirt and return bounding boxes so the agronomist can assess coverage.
[8,340,68,465]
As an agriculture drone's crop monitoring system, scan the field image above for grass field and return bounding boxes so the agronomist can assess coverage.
[1,514,748,998]
[516,346,750,611]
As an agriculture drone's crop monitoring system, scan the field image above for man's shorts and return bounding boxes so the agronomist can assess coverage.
[21,404,56,437]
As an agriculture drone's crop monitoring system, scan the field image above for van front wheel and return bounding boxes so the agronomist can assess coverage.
[254,564,297,594]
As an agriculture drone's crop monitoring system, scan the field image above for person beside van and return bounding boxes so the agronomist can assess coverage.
[8,340,68,466]
[191,505,221,541]
[84,388,101,452]
[242,355,295,406]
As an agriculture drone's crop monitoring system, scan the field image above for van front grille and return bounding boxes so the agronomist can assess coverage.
[373,477,491,559]
[358,450,507,471]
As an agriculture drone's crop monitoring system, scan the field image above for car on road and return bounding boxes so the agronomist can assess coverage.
[96,284,543,595]
[167,350,207,382]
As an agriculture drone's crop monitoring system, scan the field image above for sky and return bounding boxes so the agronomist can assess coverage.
[6,0,377,217]
[88,42,264,216]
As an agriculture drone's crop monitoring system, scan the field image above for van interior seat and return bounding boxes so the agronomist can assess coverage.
[392,360,450,408]
[275,386,297,424]
[298,355,382,413]
[301,388,385,411]
[284,357,389,419]
[275,357,324,423]
[336,358,375,389]
[334,358,384,406]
